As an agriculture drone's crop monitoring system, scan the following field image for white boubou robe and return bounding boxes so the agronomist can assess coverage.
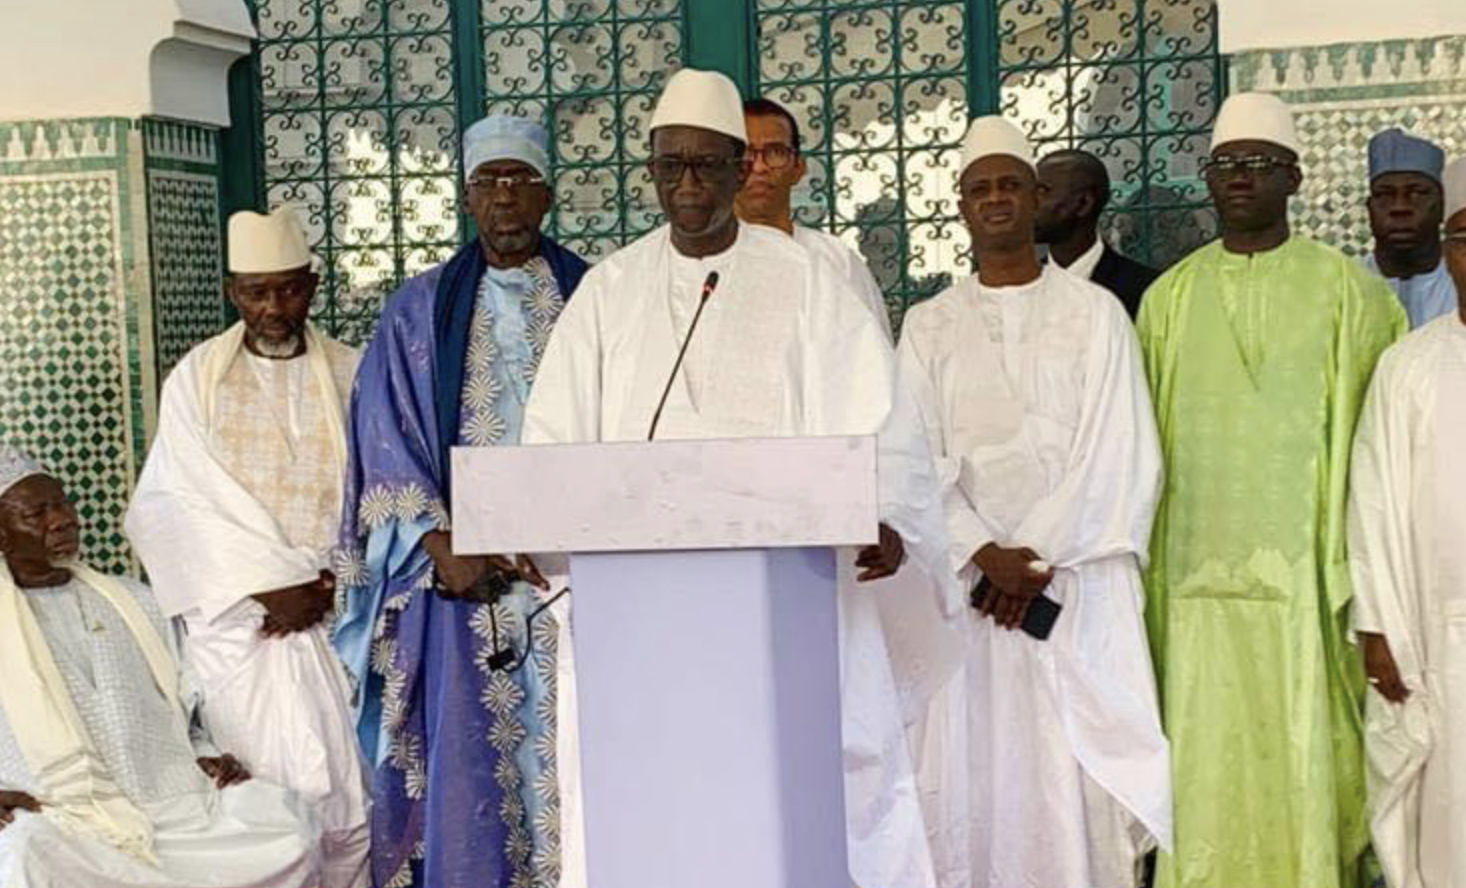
[1348,314,1466,888]
[897,266,1172,888]
[0,566,321,888]
[522,223,962,888]
[126,323,369,888]
[792,225,893,341]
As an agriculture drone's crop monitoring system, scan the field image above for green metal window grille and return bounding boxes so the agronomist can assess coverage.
[753,0,973,329]
[247,0,688,342]
[481,0,687,262]
[996,0,1225,269]
[240,0,1224,341]
[251,0,465,344]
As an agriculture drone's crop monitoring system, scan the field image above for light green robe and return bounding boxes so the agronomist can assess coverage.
[1137,236,1407,888]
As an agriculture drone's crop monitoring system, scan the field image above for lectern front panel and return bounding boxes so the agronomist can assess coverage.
[570,547,850,888]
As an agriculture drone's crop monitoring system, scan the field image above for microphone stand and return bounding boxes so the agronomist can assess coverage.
[487,273,721,669]
[647,270,720,441]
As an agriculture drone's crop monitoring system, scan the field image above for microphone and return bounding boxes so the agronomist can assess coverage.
[647,270,720,441]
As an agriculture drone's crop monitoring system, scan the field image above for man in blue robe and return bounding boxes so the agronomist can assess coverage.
[333,114,588,888]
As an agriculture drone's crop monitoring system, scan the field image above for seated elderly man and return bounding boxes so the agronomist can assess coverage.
[0,449,321,887]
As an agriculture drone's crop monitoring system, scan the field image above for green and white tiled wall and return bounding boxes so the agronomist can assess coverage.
[1233,35,1466,257]
[144,119,228,380]
[0,117,226,573]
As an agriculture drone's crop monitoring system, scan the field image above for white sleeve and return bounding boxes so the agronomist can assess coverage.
[1347,349,1417,640]
[1010,297,1163,568]
[798,264,895,437]
[895,320,1001,573]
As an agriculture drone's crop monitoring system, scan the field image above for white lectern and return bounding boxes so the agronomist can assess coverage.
[452,436,878,888]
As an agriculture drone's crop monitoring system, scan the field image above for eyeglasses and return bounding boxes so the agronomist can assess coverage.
[746,144,797,171]
[1445,232,1466,246]
[647,154,746,185]
[468,173,547,194]
[1200,153,1296,180]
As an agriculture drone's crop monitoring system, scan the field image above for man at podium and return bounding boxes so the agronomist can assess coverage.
[523,68,950,888]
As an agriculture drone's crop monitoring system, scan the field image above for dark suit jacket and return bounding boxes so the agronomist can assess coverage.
[1091,245,1162,320]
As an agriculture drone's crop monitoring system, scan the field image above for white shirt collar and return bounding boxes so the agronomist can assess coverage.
[1062,237,1105,281]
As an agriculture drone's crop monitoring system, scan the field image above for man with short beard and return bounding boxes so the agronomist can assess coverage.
[127,207,369,887]
[331,114,588,888]
[1138,92,1407,888]
[1363,128,1457,328]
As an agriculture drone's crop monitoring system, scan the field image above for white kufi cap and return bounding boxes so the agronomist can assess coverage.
[1211,92,1300,156]
[0,447,46,500]
[960,116,1035,176]
[650,68,747,144]
[228,208,314,275]
[1445,157,1466,223]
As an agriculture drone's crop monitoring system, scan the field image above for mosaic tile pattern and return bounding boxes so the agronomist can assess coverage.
[147,170,225,377]
[1232,36,1466,257]
[0,167,137,574]
[143,119,227,380]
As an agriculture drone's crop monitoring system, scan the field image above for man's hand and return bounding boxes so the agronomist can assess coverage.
[253,571,335,638]
[0,791,41,831]
[1361,632,1410,703]
[423,531,491,598]
[856,524,906,582]
[424,532,549,600]
[500,554,550,592]
[972,543,1054,631]
[197,754,251,788]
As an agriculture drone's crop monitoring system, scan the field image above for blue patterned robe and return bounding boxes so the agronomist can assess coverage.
[333,239,587,888]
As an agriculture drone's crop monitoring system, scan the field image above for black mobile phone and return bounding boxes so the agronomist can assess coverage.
[970,576,1063,641]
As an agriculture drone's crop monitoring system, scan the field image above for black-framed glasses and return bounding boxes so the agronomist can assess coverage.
[647,154,745,185]
[1200,153,1296,180]
[747,143,797,170]
[468,173,547,194]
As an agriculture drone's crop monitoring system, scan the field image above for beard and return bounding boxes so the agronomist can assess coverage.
[250,332,305,359]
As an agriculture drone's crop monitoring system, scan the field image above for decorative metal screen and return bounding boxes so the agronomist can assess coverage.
[245,0,1226,339]
[753,0,971,328]
[481,0,686,262]
[996,0,1225,269]
[253,0,463,344]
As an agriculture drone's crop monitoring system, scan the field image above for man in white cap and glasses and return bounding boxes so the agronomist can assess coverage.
[1364,128,1457,328]
[0,447,322,887]
[126,207,369,887]
[897,115,1171,888]
[330,114,588,888]
[1138,92,1406,888]
[1348,156,1466,888]
[524,68,954,888]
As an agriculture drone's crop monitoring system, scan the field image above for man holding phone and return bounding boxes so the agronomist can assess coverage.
[898,116,1172,888]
